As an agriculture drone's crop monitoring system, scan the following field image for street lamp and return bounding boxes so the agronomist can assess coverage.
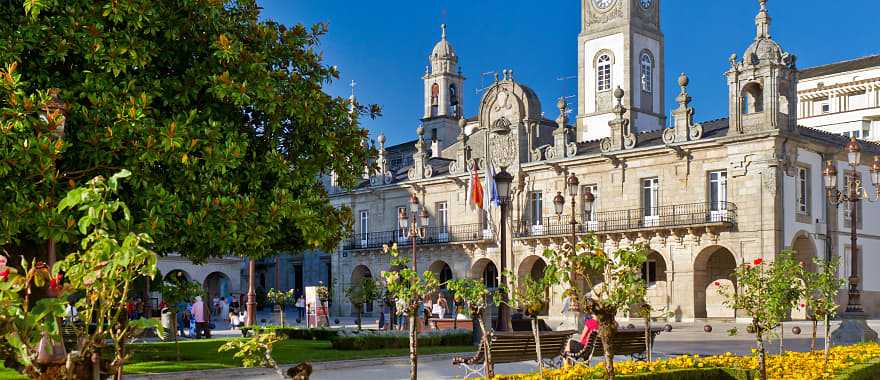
[823,137,880,344]
[494,169,514,332]
[400,194,429,272]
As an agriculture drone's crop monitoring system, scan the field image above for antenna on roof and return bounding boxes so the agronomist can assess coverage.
[475,71,497,94]
[556,75,577,81]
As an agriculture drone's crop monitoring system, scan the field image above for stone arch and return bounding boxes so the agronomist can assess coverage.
[643,250,670,314]
[204,271,231,300]
[517,255,549,316]
[165,269,192,284]
[470,258,498,289]
[741,82,764,114]
[694,245,738,319]
[429,260,454,289]
[350,265,374,314]
[791,232,818,319]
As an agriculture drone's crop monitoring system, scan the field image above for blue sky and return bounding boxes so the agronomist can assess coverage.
[259,0,879,146]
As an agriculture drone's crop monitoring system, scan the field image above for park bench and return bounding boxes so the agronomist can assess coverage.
[452,330,576,379]
[562,327,663,364]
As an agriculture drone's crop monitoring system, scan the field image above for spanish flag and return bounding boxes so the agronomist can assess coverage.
[468,163,484,210]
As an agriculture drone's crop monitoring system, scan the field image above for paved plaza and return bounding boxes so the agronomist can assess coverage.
[129,317,880,380]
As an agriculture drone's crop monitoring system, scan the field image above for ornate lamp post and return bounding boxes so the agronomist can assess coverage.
[494,169,514,332]
[399,194,429,272]
[823,137,880,344]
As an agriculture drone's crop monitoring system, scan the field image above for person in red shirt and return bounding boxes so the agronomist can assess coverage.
[567,314,599,353]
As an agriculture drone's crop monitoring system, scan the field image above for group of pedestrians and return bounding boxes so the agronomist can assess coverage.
[174,296,214,338]
[384,293,455,331]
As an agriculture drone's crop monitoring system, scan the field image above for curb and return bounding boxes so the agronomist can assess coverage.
[125,351,472,379]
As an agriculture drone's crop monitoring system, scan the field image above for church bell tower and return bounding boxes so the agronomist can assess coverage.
[423,24,465,155]
[577,0,666,142]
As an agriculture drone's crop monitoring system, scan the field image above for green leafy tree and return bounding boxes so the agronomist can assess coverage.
[717,251,804,380]
[497,265,559,377]
[219,331,283,374]
[267,288,296,327]
[159,278,202,361]
[800,256,845,365]
[344,277,381,331]
[447,278,495,377]
[380,244,439,380]
[543,234,648,380]
[0,0,377,269]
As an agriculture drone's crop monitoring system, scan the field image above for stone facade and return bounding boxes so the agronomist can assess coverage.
[328,0,880,323]
[156,254,242,300]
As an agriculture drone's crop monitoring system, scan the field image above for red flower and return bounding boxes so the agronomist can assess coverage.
[753,258,763,266]
[800,303,806,308]
[0,269,9,282]
[49,274,62,291]
[714,281,721,286]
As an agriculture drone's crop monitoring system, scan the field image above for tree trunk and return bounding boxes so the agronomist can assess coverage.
[645,314,652,362]
[756,332,767,380]
[477,313,494,378]
[823,315,831,367]
[532,317,544,377]
[173,316,181,361]
[453,304,458,330]
[280,305,285,328]
[409,312,418,380]
[357,307,363,331]
[811,319,818,352]
[779,322,784,354]
[598,319,616,380]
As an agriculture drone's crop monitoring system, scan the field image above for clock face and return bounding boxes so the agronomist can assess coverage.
[593,0,614,10]
[640,0,653,9]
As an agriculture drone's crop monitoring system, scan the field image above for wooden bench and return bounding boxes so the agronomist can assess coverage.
[430,318,473,331]
[563,327,662,364]
[453,330,576,379]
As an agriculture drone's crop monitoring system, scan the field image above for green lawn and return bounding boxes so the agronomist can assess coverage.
[0,338,473,376]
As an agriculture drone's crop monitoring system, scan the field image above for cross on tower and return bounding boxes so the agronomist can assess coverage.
[350,80,357,98]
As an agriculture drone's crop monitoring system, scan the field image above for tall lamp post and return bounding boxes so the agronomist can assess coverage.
[399,194,429,273]
[494,169,514,332]
[823,137,880,344]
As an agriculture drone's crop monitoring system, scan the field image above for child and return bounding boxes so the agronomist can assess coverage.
[229,311,240,329]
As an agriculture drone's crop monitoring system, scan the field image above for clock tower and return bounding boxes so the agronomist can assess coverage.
[577,0,666,142]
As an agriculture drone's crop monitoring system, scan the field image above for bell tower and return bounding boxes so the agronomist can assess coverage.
[423,24,465,155]
[577,0,666,142]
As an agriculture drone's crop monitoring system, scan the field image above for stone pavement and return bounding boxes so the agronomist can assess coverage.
[129,319,880,380]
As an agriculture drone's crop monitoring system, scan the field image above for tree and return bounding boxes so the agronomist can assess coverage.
[496,266,559,377]
[0,0,377,268]
[447,278,495,378]
[345,277,381,331]
[717,252,804,380]
[380,244,439,380]
[160,278,202,361]
[800,256,845,366]
[543,235,648,380]
[266,288,295,327]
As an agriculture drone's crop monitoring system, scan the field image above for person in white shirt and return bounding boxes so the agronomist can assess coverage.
[64,299,78,324]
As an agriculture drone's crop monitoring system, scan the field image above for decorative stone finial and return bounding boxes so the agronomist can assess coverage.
[556,97,567,113]
[613,86,625,101]
[755,0,771,38]
[612,86,626,118]
[416,124,425,137]
[458,117,466,130]
[678,72,689,88]
[377,132,386,146]
[759,0,767,11]
[441,23,447,40]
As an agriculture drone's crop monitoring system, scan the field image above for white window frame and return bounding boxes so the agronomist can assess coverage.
[642,178,660,227]
[640,52,653,93]
[359,210,369,246]
[530,191,544,234]
[708,170,728,221]
[796,167,809,216]
[437,201,449,242]
[582,184,599,231]
[397,206,409,242]
[597,54,612,92]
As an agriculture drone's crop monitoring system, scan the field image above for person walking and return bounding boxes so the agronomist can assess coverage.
[193,296,211,339]
[295,294,306,323]
[396,298,407,331]
[436,294,448,320]
[176,301,188,338]
[220,298,229,324]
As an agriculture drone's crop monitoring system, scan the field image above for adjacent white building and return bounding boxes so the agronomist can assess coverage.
[798,55,880,141]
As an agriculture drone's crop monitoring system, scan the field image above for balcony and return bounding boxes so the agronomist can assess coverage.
[343,223,494,251]
[515,202,737,239]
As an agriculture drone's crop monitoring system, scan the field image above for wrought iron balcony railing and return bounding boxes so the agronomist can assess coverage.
[343,223,494,251]
[515,201,737,239]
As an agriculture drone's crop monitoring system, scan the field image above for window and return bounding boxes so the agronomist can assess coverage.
[642,260,657,286]
[529,192,543,226]
[430,83,439,116]
[596,54,612,92]
[640,52,653,93]
[397,207,408,240]
[708,171,728,212]
[437,202,449,236]
[821,102,831,114]
[449,84,459,115]
[849,91,868,110]
[359,210,369,244]
[796,167,810,215]
[483,262,499,289]
[642,178,660,217]
[741,83,764,114]
[581,184,599,230]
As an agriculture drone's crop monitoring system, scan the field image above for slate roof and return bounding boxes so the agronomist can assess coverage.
[799,55,880,79]
[575,118,731,155]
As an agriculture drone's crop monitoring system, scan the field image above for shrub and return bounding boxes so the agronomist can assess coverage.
[240,326,338,340]
[330,329,471,350]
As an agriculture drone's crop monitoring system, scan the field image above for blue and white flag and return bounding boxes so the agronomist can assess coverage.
[486,163,500,209]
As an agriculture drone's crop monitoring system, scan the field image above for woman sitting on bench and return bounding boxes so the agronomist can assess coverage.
[567,314,599,353]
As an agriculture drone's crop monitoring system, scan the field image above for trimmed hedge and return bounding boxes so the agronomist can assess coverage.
[330,330,472,350]
[240,326,338,340]
[617,368,757,380]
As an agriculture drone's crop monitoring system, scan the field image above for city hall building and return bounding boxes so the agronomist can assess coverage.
[327,0,880,324]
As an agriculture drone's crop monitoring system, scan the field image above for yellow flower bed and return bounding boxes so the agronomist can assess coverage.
[501,343,880,380]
